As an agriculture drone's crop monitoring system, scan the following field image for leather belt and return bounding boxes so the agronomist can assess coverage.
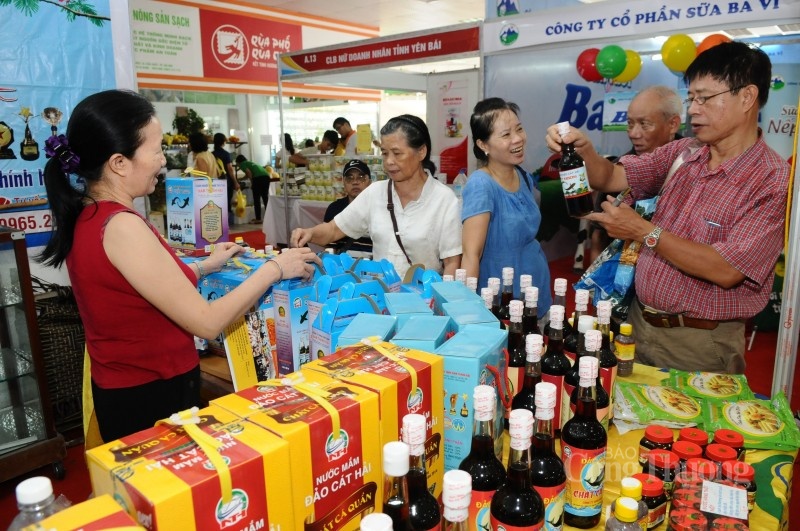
[639,302,720,330]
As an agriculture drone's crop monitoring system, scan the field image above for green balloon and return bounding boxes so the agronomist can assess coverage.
[596,45,627,79]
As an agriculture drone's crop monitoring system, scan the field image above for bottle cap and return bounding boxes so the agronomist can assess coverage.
[502,267,514,284]
[524,286,539,305]
[382,441,410,477]
[466,277,478,290]
[620,477,643,500]
[455,269,467,283]
[556,121,570,138]
[575,288,589,307]
[584,329,602,352]
[632,473,664,497]
[597,300,612,321]
[15,476,54,505]
[644,425,674,444]
[488,277,500,295]
[534,381,557,409]
[549,304,565,325]
[615,497,640,522]
[473,385,496,421]
[713,429,744,448]
[705,443,738,463]
[481,288,493,309]
[510,300,524,319]
[672,441,703,461]
[520,274,532,290]
[678,427,709,446]
[647,449,679,470]
[526,334,544,362]
[509,409,534,441]
[443,274,454,282]
[578,355,598,380]
[402,413,426,456]
[721,460,755,482]
[577,314,596,333]
[360,513,393,531]
[554,278,567,296]
[443,470,472,510]
[619,322,633,335]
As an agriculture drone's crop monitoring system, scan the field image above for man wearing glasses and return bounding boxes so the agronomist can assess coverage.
[545,41,789,374]
[323,159,373,254]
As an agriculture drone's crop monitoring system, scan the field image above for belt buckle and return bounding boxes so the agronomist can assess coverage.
[643,308,674,328]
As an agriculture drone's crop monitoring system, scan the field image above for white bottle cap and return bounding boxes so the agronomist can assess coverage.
[15,476,53,505]
[597,300,612,321]
[473,385,496,421]
[556,121,570,138]
[455,269,467,283]
[575,288,589,308]
[578,355,599,381]
[509,409,534,440]
[502,267,514,284]
[585,329,602,352]
[510,300,524,320]
[402,413,426,456]
[520,274,532,290]
[443,470,472,510]
[535,382,558,410]
[481,287,493,309]
[526,334,544,362]
[549,304,565,325]
[554,278,567,296]
[265,245,274,254]
[466,277,478,291]
[488,277,500,295]
[443,274,454,282]
[443,506,469,523]
[383,441,410,477]
[577,314,596,333]
[360,513,394,531]
[525,286,539,305]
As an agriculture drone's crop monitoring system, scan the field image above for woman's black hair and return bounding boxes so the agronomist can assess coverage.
[284,133,295,155]
[188,132,208,153]
[213,132,227,149]
[380,114,436,175]
[37,89,156,268]
[470,97,521,161]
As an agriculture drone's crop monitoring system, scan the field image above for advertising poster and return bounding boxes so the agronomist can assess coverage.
[428,71,480,181]
[0,1,115,247]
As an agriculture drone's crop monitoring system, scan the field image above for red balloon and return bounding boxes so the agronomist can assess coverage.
[576,48,603,82]
[696,34,731,55]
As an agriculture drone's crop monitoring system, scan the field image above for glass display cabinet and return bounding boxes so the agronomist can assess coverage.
[0,228,66,482]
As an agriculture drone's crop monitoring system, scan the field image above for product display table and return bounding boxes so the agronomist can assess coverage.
[262,195,330,247]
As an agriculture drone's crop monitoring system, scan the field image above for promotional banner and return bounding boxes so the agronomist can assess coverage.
[0,1,115,247]
[427,71,481,180]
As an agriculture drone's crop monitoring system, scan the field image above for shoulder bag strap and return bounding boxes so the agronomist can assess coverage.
[387,180,412,265]
[659,142,701,197]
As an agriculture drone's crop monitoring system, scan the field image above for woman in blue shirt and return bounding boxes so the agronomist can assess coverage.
[461,98,552,318]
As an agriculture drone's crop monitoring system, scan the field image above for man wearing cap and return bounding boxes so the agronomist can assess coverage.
[324,159,373,254]
[333,117,357,156]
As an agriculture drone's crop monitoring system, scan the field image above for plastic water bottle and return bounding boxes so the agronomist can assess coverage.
[7,476,71,530]
[453,168,468,199]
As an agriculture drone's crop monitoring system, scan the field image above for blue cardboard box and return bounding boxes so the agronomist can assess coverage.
[430,281,482,315]
[442,300,500,333]
[336,313,398,350]
[391,315,452,353]
[385,292,434,328]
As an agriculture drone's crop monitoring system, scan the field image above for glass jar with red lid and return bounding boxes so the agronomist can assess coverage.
[709,516,750,530]
[721,460,757,512]
[678,427,709,451]
[677,458,717,489]
[644,449,679,498]
[713,429,745,461]
[667,507,707,530]
[672,440,703,473]
[706,443,738,478]
[632,473,667,529]
[639,425,674,467]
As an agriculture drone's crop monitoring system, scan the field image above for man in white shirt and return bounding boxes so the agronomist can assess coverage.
[333,117,357,156]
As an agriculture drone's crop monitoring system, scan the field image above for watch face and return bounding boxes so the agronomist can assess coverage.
[645,235,658,248]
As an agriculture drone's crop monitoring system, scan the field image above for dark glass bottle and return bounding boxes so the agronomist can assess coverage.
[480,287,493,312]
[595,300,618,423]
[490,409,544,529]
[505,299,526,429]
[522,285,540,337]
[543,279,573,339]
[570,330,610,429]
[511,334,544,419]
[383,441,411,531]
[561,314,595,430]
[531,381,567,531]
[442,470,472,531]
[459,385,506,529]
[556,121,594,218]
[519,274,533,296]
[497,267,515,325]
[402,414,441,530]
[541,304,571,432]
[564,288,590,357]
[561,356,607,528]
[487,277,501,321]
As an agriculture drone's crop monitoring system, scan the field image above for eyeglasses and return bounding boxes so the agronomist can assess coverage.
[344,173,369,183]
[683,87,743,107]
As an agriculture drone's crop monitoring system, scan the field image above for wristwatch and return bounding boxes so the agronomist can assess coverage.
[644,226,663,249]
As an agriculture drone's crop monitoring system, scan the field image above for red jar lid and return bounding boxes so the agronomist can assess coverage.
[647,449,679,470]
[685,458,717,479]
[644,425,674,444]
[632,473,665,497]
[679,427,709,446]
[710,516,750,530]
[669,507,708,530]
[721,460,755,482]
[714,429,744,447]
[706,443,739,463]
[672,440,703,460]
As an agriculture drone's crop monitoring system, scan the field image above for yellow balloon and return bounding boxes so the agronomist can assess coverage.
[661,34,696,73]
[614,50,643,83]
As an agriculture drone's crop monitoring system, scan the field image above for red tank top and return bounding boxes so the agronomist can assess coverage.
[67,201,198,388]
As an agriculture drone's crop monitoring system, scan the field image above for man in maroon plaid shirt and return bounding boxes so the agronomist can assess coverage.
[546,42,789,374]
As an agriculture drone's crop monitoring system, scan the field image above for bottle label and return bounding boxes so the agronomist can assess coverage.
[647,500,667,528]
[534,482,566,531]
[638,444,650,467]
[490,516,544,531]
[467,489,494,531]
[558,167,592,199]
[562,445,605,517]
[615,341,635,361]
[541,373,565,429]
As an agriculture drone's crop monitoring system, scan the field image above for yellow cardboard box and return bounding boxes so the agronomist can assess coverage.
[86,405,293,530]
[302,340,444,498]
[21,494,142,530]
[212,371,382,530]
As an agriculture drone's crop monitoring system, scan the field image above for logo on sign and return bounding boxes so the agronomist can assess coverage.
[771,75,785,91]
[212,25,249,71]
[325,429,350,462]
[499,24,519,46]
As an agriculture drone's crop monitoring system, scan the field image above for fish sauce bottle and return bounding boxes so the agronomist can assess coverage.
[543,279,573,339]
[497,266,515,326]
[595,300,618,421]
[561,355,607,528]
[383,441,412,530]
[487,277,502,322]
[458,385,506,530]
[571,329,610,428]
[505,299,526,428]
[556,121,594,218]
[562,314,596,429]
[531,381,567,531]
[564,288,591,357]
[490,409,544,530]
[403,414,441,530]
[523,285,540,337]
[442,470,471,531]
[511,334,544,418]
[541,304,571,432]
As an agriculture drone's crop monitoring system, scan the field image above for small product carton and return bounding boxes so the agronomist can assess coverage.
[348,258,402,292]
[385,292,434,328]
[337,313,398,349]
[273,268,325,375]
[443,299,500,333]
[310,296,380,359]
[430,280,483,315]
[434,325,508,472]
[306,271,361,333]
[86,405,294,531]
[348,278,391,313]
[401,267,443,306]
[165,175,228,252]
[211,371,382,531]
[391,315,452,352]
[302,340,444,498]
[20,494,142,530]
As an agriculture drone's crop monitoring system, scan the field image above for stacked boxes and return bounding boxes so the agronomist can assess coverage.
[391,315,452,352]
[336,313,398,350]
[430,280,482,315]
[310,296,380,359]
[273,276,317,375]
[385,292,434,328]
[443,300,500,332]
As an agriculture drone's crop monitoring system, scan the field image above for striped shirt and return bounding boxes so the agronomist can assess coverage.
[621,135,789,320]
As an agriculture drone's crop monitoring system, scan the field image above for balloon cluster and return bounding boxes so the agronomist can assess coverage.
[575,33,731,82]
